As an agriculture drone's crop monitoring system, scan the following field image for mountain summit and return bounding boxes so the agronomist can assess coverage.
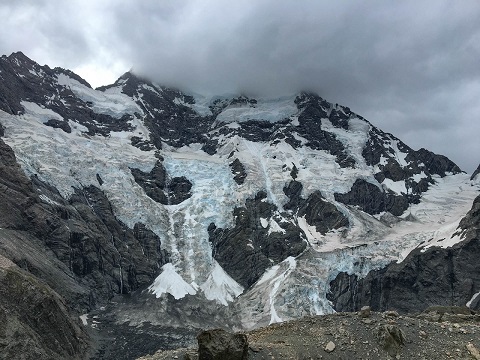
[0,52,478,359]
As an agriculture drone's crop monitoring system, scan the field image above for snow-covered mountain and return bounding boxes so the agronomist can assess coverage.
[0,51,479,358]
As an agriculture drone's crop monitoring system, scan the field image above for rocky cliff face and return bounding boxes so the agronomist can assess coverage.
[0,257,88,359]
[328,194,480,313]
[0,134,169,312]
[0,51,478,359]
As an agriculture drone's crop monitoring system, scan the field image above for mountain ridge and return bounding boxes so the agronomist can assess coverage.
[0,51,478,359]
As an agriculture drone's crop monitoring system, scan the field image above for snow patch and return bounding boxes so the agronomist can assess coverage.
[268,218,285,235]
[260,218,268,228]
[298,215,353,253]
[200,261,244,306]
[216,96,297,124]
[412,171,427,182]
[381,178,407,194]
[268,257,296,324]
[148,263,197,300]
[57,73,140,118]
[39,194,60,206]
[297,216,322,244]
[21,101,63,121]
[79,314,88,326]
[467,291,480,308]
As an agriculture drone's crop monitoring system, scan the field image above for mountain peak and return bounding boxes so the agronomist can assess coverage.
[6,51,38,69]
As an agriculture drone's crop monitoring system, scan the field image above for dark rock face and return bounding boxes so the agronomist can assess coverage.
[209,191,306,288]
[65,186,169,299]
[328,106,351,130]
[24,182,170,306]
[283,180,304,210]
[294,93,356,168]
[362,127,403,167]
[130,135,155,151]
[213,117,295,149]
[284,180,349,234]
[96,173,104,186]
[328,195,480,313]
[299,191,349,235]
[455,194,480,242]
[0,137,36,230]
[211,181,348,289]
[0,264,88,360]
[229,158,247,185]
[328,239,480,313]
[130,161,168,203]
[471,163,480,180]
[197,329,248,360]
[44,118,72,133]
[130,161,192,205]
[290,163,298,179]
[409,148,462,177]
[334,179,412,216]
[235,119,284,143]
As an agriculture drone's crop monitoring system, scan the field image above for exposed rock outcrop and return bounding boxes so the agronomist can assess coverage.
[334,179,412,216]
[294,93,356,167]
[376,324,406,356]
[471,163,480,181]
[410,148,462,177]
[0,263,88,360]
[284,180,349,234]
[43,118,72,133]
[208,191,306,288]
[229,158,247,185]
[130,161,192,205]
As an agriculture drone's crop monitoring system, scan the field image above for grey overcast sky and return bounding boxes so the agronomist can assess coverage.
[1,0,479,172]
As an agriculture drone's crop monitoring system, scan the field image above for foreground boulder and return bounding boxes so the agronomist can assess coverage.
[376,324,406,356]
[197,329,248,360]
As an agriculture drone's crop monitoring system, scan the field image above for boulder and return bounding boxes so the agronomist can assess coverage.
[324,341,336,353]
[197,329,248,360]
[359,306,371,318]
[376,324,405,356]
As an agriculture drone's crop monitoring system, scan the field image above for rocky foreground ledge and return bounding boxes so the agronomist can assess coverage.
[138,307,480,360]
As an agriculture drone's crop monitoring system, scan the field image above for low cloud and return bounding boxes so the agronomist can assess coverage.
[1,0,479,171]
